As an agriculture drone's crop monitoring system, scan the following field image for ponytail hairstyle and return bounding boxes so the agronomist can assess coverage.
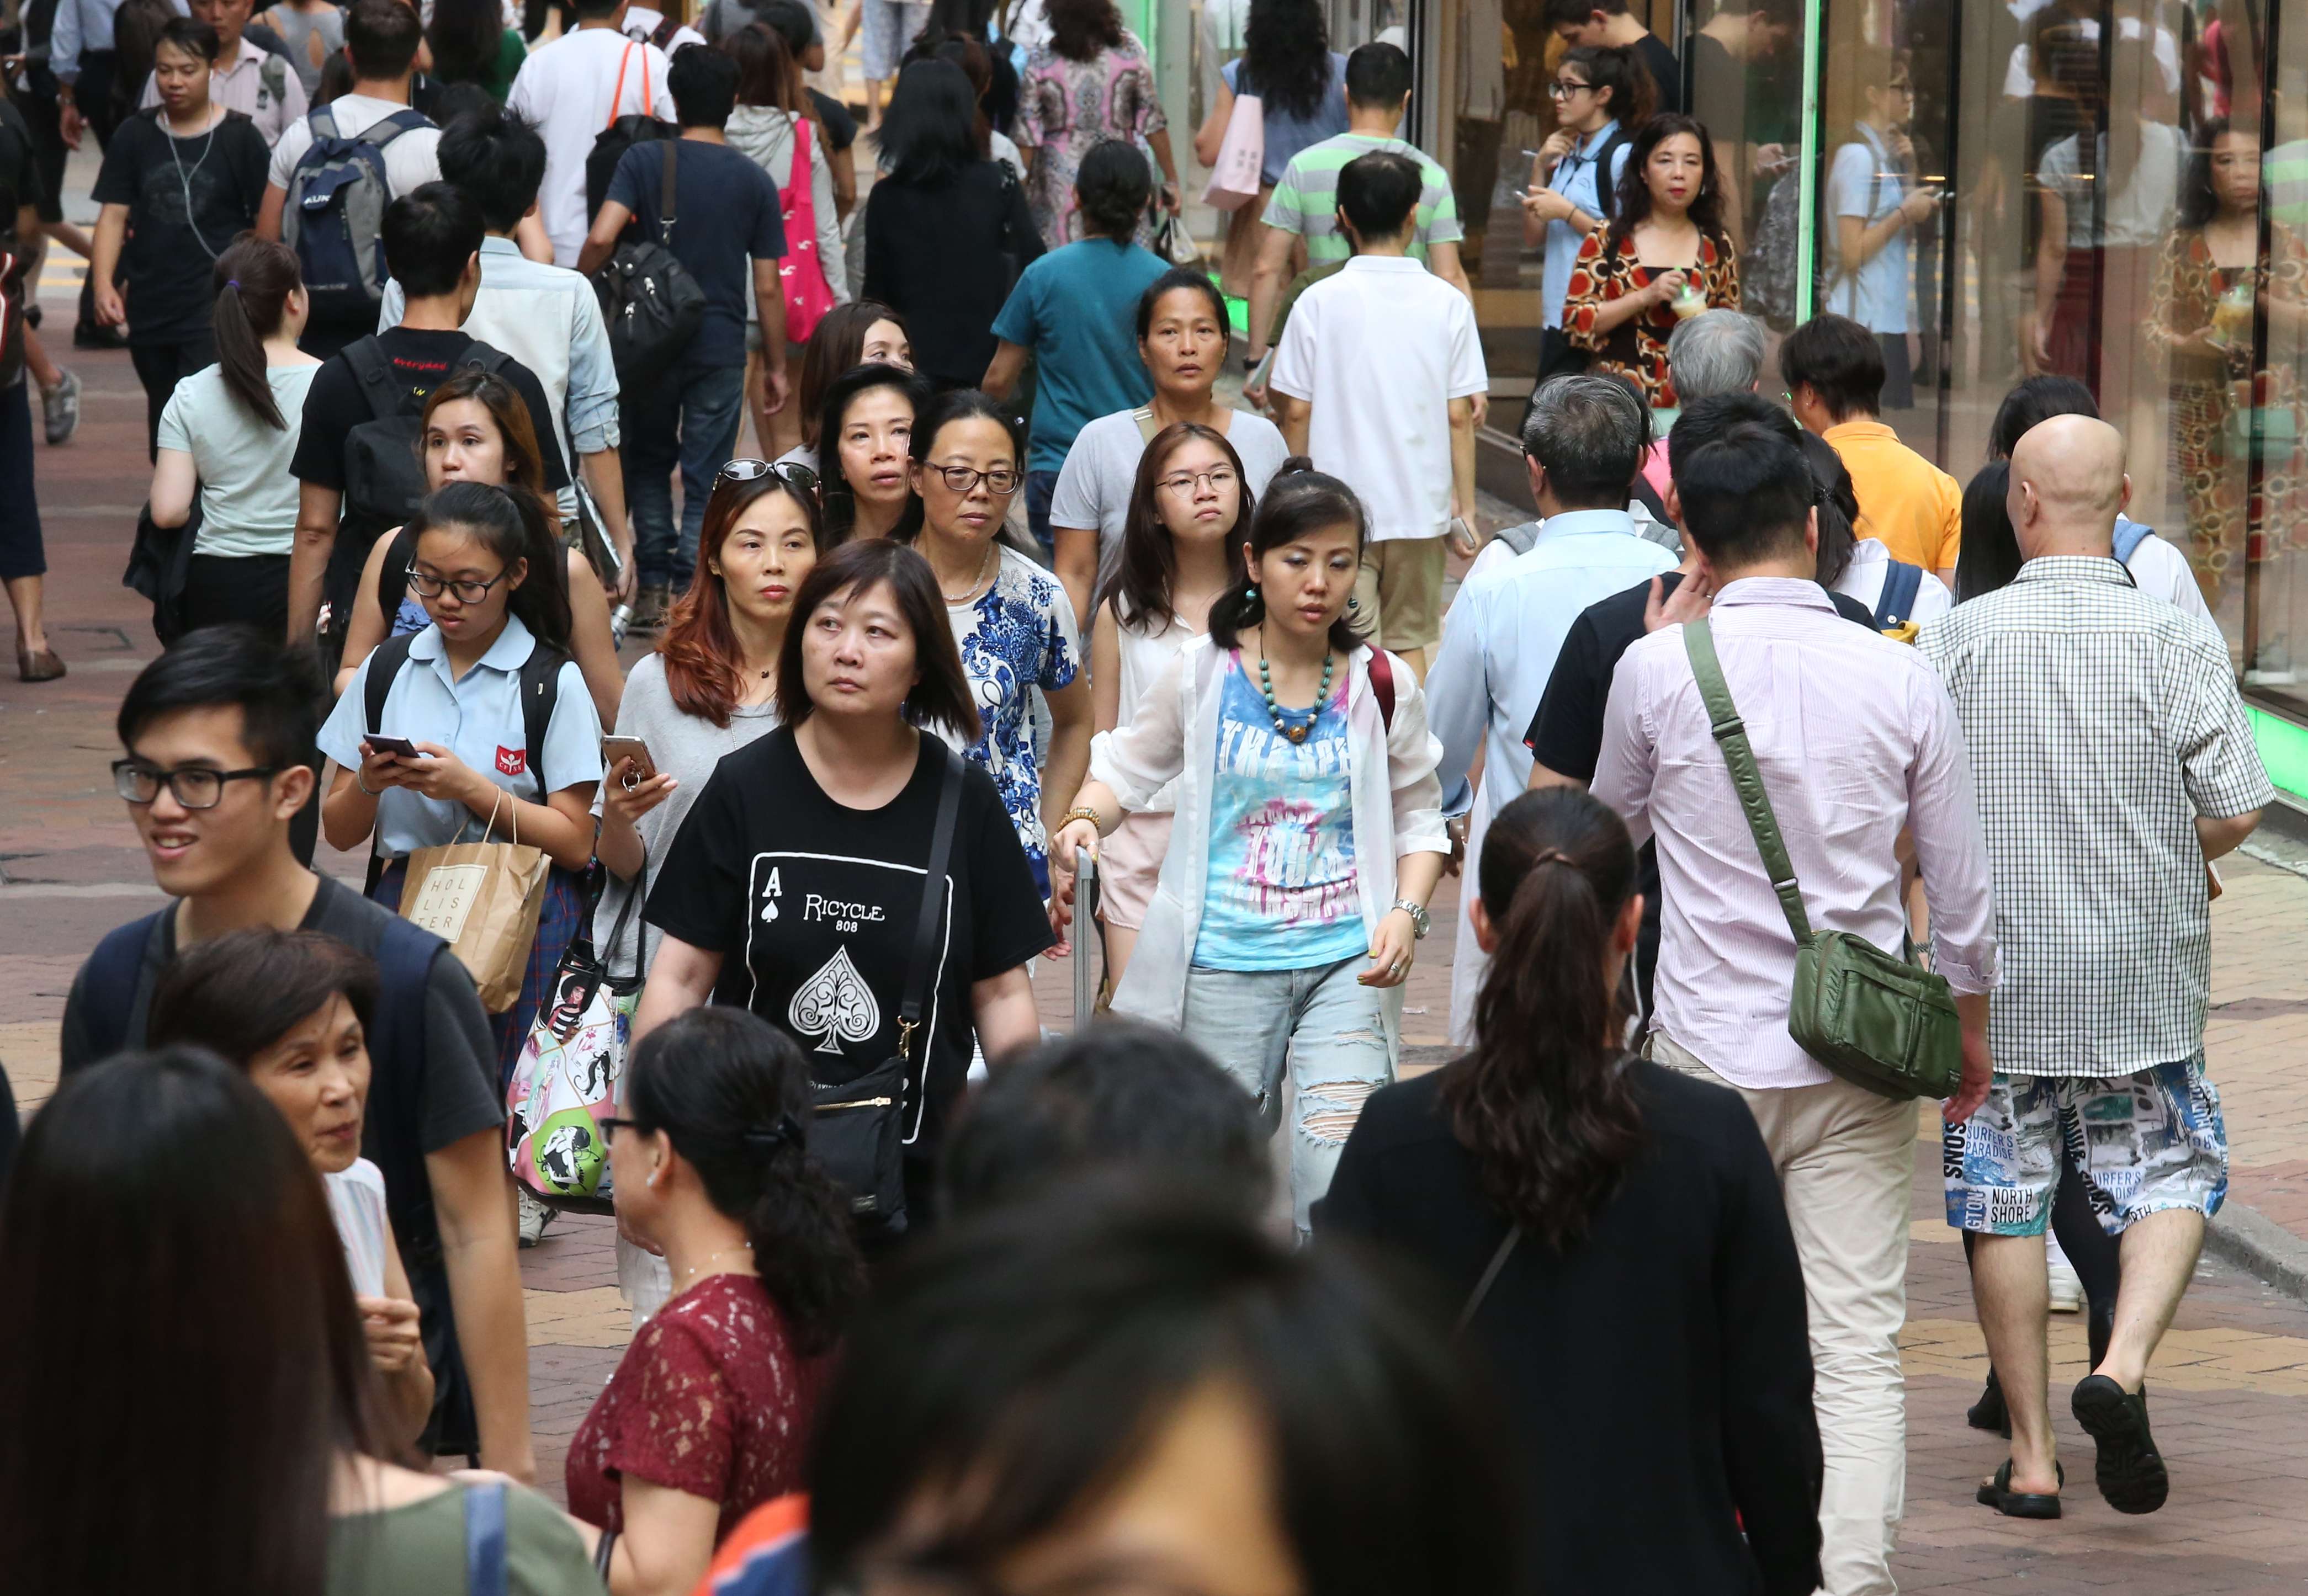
[661,466,828,727]
[625,1008,864,1354]
[1562,43,1654,129]
[210,235,303,432]
[407,480,574,650]
[1438,787,1647,1250]
[1105,421,1252,631]
[1205,457,1369,656]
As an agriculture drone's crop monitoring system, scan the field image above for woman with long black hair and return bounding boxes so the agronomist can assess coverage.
[862,58,1043,390]
[1051,464,1445,1238]
[567,1007,863,1595]
[1318,786,1822,1596]
[1562,112,1742,412]
[818,363,928,542]
[1192,0,1347,296]
[1013,0,1178,249]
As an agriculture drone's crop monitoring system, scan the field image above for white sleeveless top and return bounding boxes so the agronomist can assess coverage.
[1114,611,1201,815]
[325,1158,391,1298]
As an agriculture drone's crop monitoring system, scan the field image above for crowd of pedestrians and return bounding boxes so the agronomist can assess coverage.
[0,4,2283,1594]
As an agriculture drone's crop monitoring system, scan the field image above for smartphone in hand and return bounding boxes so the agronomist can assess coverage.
[602,735,657,788]
[365,735,425,759]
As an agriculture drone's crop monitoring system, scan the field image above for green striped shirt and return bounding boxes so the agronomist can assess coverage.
[1260,131,1463,266]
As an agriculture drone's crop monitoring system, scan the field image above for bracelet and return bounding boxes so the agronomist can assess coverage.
[1059,804,1103,832]
[355,765,380,797]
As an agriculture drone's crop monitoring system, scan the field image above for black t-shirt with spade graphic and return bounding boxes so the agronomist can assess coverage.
[645,727,1053,1156]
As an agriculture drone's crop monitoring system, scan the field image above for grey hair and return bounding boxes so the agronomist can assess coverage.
[1520,374,1652,506]
[1666,310,1768,402]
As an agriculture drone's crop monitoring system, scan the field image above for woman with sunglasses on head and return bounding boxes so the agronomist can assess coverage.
[596,459,826,1322]
[636,539,1053,1229]
[819,363,929,544]
[569,1008,862,1596]
[777,301,912,476]
[900,389,1089,902]
[1050,465,1447,1239]
[1082,422,1251,983]
[1049,267,1290,627]
[333,367,628,730]
[317,482,604,1122]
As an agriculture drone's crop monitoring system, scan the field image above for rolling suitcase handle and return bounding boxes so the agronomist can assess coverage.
[1071,846,1100,1032]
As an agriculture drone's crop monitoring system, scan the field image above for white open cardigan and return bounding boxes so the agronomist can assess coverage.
[1090,636,1450,1025]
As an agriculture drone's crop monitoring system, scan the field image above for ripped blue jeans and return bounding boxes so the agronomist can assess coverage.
[1181,957,1398,1238]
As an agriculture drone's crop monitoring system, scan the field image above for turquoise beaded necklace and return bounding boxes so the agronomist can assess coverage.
[1257,642,1334,744]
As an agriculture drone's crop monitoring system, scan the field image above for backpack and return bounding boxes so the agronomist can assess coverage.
[590,136,707,390]
[1585,126,1633,221]
[363,629,567,808]
[2113,515,2153,564]
[326,337,517,628]
[1872,558,1925,634]
[583,40,672,217]
[283,104,435,322]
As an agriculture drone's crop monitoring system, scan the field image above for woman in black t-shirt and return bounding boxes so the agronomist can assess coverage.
[639,538,1052,1203]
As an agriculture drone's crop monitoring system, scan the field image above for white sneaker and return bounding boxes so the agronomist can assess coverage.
[2047,1234,2084,1313]
[517,1187,559,1249]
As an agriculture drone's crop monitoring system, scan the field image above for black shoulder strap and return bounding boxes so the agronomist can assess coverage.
[364,631,417,737]
[1591,127,1631,220]
[517,644,566,797]
[651,13,680,47]
[378,524,416,628]
[456,338,516,378]
[658,134,680,244]
[72,912,170,1067]
[896,744,965,1063]
[1454,1223,1522,1340]
[342,336,402,424]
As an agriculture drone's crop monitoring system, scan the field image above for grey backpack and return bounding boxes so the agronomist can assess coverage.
[283,105,433,321]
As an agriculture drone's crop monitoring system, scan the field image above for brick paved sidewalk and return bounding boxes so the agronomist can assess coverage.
[8,342,2308,1592]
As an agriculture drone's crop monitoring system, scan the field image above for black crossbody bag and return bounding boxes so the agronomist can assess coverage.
[809,744,963,1239]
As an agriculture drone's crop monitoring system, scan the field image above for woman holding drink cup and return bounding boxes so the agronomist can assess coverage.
[1561,114,1742,415]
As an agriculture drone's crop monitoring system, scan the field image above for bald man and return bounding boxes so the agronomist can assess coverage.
[1916,412,2273,1521]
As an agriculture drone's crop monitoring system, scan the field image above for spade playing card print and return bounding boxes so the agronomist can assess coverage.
[740,849,951,1103]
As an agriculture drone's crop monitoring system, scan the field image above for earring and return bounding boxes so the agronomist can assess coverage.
[1245,582,1260,598]
[646,1168,661,1189]
[1347,597,1360,611]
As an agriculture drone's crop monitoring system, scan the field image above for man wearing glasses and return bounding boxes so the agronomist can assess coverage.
[58,625,538,1491]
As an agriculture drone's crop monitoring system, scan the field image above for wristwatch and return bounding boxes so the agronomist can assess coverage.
[1391,898,1431,939]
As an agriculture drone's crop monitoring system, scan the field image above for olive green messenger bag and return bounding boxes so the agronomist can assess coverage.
[1682,618,1962,1102]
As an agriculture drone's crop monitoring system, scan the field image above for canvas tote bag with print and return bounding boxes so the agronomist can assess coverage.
[397,792,550,1013]
[505,861,644,1213]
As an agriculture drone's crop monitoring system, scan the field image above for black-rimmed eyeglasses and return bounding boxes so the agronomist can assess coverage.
[408,567,512,605]
[112,759,279,808]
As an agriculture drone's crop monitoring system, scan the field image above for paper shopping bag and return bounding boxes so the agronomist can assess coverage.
[1202,93,1265,212]
[399,820,550,1012]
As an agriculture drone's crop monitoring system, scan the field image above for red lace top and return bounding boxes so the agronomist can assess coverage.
[565,1273,823,1541]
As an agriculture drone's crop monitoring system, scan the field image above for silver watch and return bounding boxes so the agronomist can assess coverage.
[1392,898,1431,939]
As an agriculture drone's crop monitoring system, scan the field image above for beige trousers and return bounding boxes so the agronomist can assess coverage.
[1651,1032,1916,1596]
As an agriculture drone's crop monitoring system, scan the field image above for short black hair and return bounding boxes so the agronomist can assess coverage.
[1675,424,1816,567]
[1074,139,1152,240]
[437,104,548,234]
[116,626,322,773]
[1666,389,1800,480]
[940,1024,1271,1222]
[1336,148,1421,241]
[669,40,742,128]
[155,16,221,62]
[1344,40,1412,107]
[754,0,815,55]
[1545,0,1627,23]
[344,0,423,79]
[381,182,484,298]
[809,1185,1521,1596]
[1779,313,1885,421]
[570,0,623,18]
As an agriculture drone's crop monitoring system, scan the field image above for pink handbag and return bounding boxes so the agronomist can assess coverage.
[1202,92,1265,212]
[777,115,839,344]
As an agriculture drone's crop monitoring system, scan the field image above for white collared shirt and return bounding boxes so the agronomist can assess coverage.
[317,614,604,858]
[1831,537,1954,626]
[141,36,309,147]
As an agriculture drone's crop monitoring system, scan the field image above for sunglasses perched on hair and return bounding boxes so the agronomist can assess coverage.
[720,457,821,496]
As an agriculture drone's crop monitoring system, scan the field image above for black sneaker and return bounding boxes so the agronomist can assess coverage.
[1967,1369,2011,1438]
[2071,1375,2166,1514]
[73,321,128,350]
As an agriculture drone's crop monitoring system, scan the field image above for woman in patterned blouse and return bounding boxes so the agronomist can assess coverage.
[567,1007,863,1594]
[1562,114,1743,410]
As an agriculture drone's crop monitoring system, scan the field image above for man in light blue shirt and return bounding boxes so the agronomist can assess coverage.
[379,104,634,594]
[1424,373,1675,1041]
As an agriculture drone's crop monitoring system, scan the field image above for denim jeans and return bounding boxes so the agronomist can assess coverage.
[1180,956,1397,1237]
[624,361,749,590]
[1025,467,1060,560]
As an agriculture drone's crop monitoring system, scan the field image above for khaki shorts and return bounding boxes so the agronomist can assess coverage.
[1352,536,1447,653]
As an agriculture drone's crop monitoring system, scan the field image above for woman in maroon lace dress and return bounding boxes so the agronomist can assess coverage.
[567,1008,864,1594]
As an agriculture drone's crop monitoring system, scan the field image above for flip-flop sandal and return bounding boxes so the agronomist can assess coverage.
[1976,1459,2062,1519]
[2072,1374,2168,1515]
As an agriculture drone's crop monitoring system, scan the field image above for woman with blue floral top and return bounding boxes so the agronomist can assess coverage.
[898,389,1089,899]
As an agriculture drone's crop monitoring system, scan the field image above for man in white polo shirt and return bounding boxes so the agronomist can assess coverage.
[508,0,677,267]
[1269,148,1485,678]
[138,0,306,146]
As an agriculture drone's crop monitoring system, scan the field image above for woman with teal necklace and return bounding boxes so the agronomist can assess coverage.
[1050,462,1448,1239]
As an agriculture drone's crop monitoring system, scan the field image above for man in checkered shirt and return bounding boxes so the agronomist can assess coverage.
[1917,415,2272,1522]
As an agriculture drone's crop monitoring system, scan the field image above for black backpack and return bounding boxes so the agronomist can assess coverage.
[363,629,566,806]
[1587,125,1633,220]
[588,136,706,391]
[585,112,675,227]
[325,336,516,633]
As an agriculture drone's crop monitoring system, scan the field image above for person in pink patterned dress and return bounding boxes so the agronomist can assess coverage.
[1015,0,1181,249]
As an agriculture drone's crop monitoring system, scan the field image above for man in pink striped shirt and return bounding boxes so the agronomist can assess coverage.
[1593,420,1997,1596]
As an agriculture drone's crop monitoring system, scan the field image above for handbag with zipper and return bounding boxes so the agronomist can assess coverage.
[809,744,964,1237]
[1682,618,1962,1101]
